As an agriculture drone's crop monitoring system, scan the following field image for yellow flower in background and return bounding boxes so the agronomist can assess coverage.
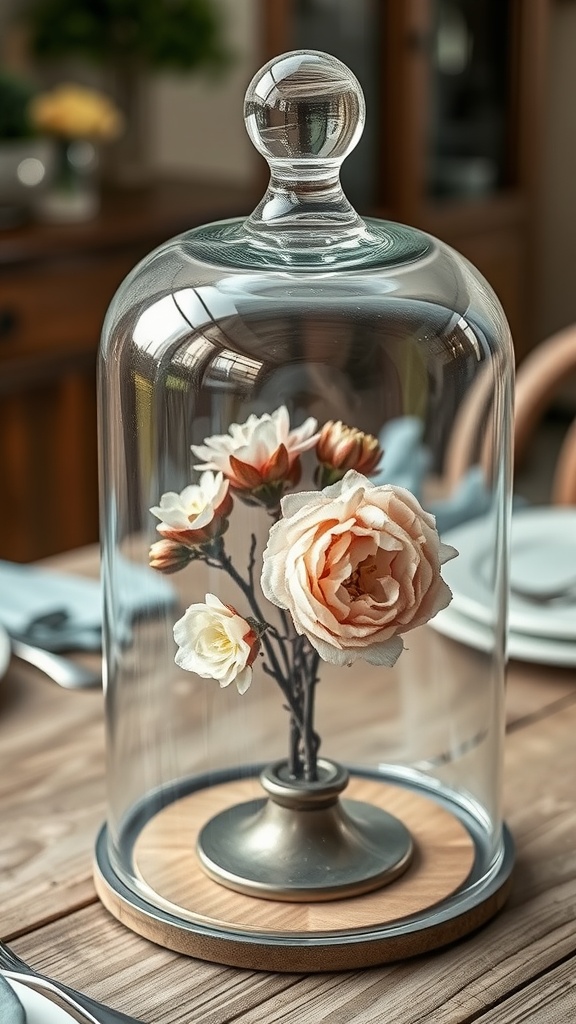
[29,84,124,141]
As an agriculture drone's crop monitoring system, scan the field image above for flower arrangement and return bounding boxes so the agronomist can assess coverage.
[29,84,123,141]
[150,407,456,783]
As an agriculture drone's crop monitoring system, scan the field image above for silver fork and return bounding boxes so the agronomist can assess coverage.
[0,938,145,1023]
[11,639,101,689]
[510,578,576,605]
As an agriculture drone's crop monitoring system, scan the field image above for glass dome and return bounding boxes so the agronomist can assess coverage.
[94,50,514,970]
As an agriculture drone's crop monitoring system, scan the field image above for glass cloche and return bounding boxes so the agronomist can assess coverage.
[95,50,514,971]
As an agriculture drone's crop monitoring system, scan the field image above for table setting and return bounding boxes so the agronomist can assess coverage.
[0,946,141,1024]
[432,506,576,667]
[1,539,575,1022]
[1,46,576,1024]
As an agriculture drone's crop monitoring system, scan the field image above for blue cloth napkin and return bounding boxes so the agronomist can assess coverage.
[0,558,175,652]
[373,416,492,534]
[0,976,25,1023]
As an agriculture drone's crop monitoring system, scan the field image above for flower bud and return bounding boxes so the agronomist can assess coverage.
[315,420,382,487]
[149,539,195,574]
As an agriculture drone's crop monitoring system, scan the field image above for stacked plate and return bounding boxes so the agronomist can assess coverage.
[0,624,9,684]
[431,507,576,666]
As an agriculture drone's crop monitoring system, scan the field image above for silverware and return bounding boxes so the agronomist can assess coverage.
[0,939,145,1024]
[11,639,101,689]
[510,578,576,605]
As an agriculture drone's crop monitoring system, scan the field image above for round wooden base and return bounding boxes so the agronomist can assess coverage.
[94,773,514,972]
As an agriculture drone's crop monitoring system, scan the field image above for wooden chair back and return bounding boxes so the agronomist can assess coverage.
[514,325,576,504]
[442,326,576,503]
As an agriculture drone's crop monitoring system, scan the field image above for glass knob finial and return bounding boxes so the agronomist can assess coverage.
[244,49,365,168]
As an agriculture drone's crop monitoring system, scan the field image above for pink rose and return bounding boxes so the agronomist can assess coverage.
[261,470,457,668]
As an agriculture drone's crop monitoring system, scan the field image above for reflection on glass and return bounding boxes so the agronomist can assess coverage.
[293,0,380,210]
[97,50,514,956]
[428,0,511,200]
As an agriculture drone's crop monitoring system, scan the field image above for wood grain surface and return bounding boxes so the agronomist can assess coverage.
[130,776,474,935]
[1,546,576,1021]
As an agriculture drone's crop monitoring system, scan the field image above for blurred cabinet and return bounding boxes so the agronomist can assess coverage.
[0,1,551,559]
[0,182,252,561]
[261,0,550,356]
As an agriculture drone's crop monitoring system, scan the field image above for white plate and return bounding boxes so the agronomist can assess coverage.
[0,623,9,681]
[7,978,78,1024]
[441,507,576,641]
[431,604,576,666]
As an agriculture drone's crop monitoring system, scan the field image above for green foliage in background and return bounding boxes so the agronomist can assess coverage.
[0,72,36,138]
[26,0,228,72]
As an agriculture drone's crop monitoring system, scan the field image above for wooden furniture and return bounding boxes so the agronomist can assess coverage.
[442,323,576,502]
[0,5,551,562]
[514,324,576,504]
[261,0,550,358]
[2,544,576,1021]
[0,181,254,563]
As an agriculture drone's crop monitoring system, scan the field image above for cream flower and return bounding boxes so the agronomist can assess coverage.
[261,470,457,668]
[191,406,319,506]
[150,471,232,546]
[173,594,260,694]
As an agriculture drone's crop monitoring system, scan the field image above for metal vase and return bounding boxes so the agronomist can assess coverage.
[197,758,414,902]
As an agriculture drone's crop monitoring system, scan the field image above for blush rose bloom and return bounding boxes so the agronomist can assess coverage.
[173,594,260,694]
[150,471,232,546]
[191,406,320,501]
[261,470,457,668]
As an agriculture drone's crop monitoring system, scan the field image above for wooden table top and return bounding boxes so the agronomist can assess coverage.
[1,546,576,1023]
